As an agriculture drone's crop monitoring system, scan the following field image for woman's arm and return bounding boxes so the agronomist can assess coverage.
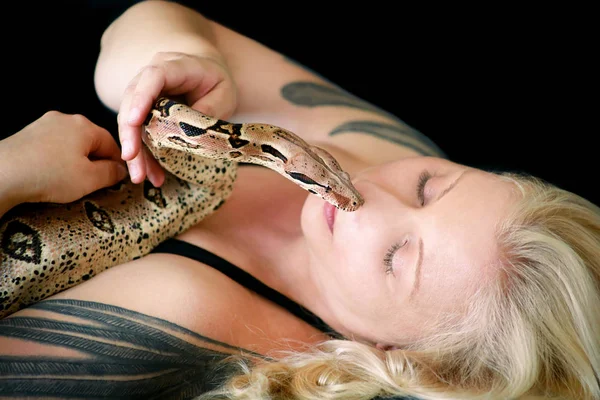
[0,149,24,219]
[95,0,446,170]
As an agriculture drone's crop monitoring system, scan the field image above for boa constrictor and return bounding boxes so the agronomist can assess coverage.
[0,98,363,318]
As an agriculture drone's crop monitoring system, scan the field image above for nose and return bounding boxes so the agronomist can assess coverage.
[351,173,418,213]
[336,178,418,244]
[350,165,378,185]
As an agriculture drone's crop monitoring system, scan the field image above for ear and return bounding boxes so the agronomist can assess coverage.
[375,343,399,351]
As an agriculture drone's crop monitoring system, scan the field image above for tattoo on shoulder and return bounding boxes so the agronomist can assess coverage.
[0,299,262,399]
[282,57,446,158]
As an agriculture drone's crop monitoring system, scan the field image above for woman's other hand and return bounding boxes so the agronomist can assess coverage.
[0,111,128,208]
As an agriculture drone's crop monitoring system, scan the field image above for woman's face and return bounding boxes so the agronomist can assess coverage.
[301,156,516,346]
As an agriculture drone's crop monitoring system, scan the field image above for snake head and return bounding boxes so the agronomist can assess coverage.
[284,149,364,212]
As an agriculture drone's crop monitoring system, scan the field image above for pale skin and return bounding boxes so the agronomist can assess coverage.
[0,1,517,396]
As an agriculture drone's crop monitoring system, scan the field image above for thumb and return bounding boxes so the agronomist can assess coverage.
[86,160,129,192]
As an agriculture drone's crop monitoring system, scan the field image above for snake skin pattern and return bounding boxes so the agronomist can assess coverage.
[0,97,363,318]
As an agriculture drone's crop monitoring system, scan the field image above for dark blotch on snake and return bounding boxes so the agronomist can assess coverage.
[84,202,115,234]
[260,144,288,163]
[143,181,167,208]
[180,122,207,137]
[286,172,327,188]
[1,221,42,264]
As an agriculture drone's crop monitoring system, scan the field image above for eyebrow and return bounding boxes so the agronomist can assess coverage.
[436,169,469,202]
[409,170,469,301]
[408,238,424,302]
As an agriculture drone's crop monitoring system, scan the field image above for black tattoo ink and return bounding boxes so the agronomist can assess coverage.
[281,81,387,115]
[281,57,447,158]
[0,299,262,399]
[330,120,444,157]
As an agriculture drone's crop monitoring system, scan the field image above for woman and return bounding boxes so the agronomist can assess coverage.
[0,1,598,399]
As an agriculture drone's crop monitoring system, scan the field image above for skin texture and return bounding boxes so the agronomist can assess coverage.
[298,156,517,346]
[0,1,520,398]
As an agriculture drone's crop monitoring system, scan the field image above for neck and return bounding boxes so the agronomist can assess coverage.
[252,229,348,339]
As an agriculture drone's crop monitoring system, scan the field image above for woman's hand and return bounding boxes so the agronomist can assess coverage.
[0,111,128,208]
[118,52,238,186]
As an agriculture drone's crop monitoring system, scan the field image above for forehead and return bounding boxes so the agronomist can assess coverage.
[366,156,461,183]
[416,170,515,309]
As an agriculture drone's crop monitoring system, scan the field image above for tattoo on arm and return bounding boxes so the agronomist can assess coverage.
[281,58,446,158]
[0,299,262,399]
[330,120,443,157]
[281,81,390,115]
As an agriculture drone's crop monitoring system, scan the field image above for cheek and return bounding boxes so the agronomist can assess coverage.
[301,186,396,314]
[325,250,402,343]
[334,217,388,284]
[327,235,389,309]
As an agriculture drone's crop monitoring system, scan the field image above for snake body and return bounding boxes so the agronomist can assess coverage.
[0,98,363,318]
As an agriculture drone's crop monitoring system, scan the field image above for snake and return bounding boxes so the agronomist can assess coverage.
[0,97,364,318]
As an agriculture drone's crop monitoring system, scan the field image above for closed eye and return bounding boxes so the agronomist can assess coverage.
[383,238,408,276]
[417,170,432,206]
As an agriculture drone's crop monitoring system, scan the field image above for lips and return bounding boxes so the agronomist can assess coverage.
[324,202,337,233]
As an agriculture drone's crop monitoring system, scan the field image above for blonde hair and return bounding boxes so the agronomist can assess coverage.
[199,172,600,400]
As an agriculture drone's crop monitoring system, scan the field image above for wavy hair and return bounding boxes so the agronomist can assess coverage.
[199,172,600,400]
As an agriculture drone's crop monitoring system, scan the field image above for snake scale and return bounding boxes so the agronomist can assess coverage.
[0,98,363,318]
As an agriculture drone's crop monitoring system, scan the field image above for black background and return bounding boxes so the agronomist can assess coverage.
[3,1,597,206]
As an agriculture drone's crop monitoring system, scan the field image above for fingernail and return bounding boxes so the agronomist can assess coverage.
[128,162,139,181]
[121,139,131,159]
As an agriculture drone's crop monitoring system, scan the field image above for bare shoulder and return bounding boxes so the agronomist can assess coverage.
[46,254,254,340]
[46,253,325,352]
[0,253,325,397]
[208,19,447,167]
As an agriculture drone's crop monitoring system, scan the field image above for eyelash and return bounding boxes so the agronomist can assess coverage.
[383,237,410,275]
[383,170,432,275]
[384,242,402,275]
[416,170,432,206]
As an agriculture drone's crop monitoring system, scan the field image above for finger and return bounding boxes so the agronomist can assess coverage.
[144,147,166,187]
[127,149,147,184]
[118,80,145,162]
[87,125,123,162]
[122,57,203,184]
[86,159,129,193]
[127,64,166,126]
[127,56,195,119]
[120,64,170,163]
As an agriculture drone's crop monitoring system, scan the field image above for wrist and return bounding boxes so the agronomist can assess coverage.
[0,176,23,219]
[0,140,33,214]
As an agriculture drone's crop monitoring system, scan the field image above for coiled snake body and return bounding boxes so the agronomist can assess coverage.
[0,98,363,318]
